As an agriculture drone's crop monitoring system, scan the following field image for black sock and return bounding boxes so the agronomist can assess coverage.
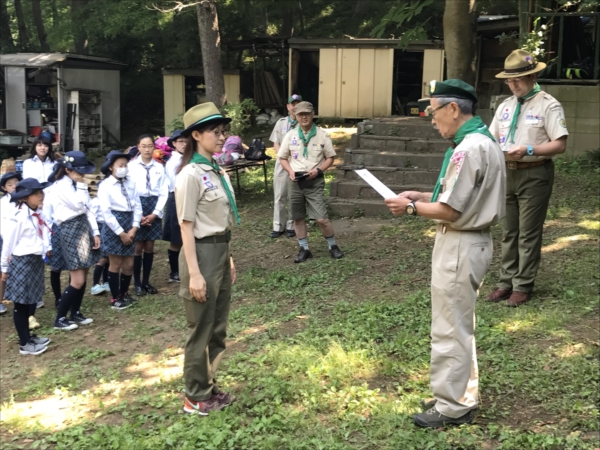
[108,271,120,299]
[14,303,31,346]
[102,265,109,283]
[142,252,154,286]
[168,249,180,275]
[133,255,142,287]
[120,273,132,297]
[93,265,104,285]
[70,283,86,317]
[57,285,80,320]
[50,271,62,303]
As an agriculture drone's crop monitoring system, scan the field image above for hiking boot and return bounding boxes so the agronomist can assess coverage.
[294,248,313,263]
[329,245,344,259]
[30,335,50,347]
[36,301,45,309]
[212,391,236,406]
[421,398,437,411]
[270,230,285,239]
[54,317,78,331]
[183,397,225,415]
[111,297,132,310]
[70,311,93,325]
[134,285,147,297]
[286,229,296,238]
[0,303,6,315]
[29,316,41,330]
[413,407,475,428]
[506,291,530,307]
[20,340,48,356]
[91,284,105,295]
[142,284,158,295]
[168,273,181,283]
[486,288,512,302]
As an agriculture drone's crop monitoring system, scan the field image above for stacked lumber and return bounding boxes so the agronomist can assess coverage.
[83,173,102,197]
[254,71,282,107]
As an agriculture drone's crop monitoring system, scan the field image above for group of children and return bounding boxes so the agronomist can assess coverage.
[0,131,188,355]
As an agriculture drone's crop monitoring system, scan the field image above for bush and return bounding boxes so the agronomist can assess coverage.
[222,98,260,137]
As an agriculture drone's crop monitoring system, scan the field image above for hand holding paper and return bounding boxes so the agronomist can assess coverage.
[354,169,397,199]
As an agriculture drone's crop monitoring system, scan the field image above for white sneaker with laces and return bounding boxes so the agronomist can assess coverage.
[91,284,105,295]
[20,341,48,355]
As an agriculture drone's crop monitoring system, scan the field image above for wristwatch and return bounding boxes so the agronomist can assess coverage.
[317,167,323,176]
[526,145,534,156]
[406,201,418,216]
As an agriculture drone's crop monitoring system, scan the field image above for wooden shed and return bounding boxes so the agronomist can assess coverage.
[287,39,445,118]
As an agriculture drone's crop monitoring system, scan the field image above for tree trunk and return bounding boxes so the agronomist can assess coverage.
[280,6,294,37]
[443,0,478,85]
[51,0,59,29]
[31,0,50,51]
[196,0,226,106]
[14,0,30,49]
[71,0,89,53]
[0,0,15,52]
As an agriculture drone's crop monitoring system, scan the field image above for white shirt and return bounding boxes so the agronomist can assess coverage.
[50,176,99,235]
[165,151,183,193]
[1,205,51,272]
[90,196,104,223]
[128,158,168,217]
[1,194,18,237]
[97,175,142,235]
[22,155,56,183]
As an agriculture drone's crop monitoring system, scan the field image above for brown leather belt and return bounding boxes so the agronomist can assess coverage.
[437,224,490,234]
[505,159,548,170]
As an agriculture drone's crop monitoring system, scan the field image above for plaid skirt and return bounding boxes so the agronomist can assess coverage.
[102,210,135,256]
[5,254,45,305]
[136,195,162,241]
[161,192,182,246]
[59,214,102,270]
[48,224,68,271]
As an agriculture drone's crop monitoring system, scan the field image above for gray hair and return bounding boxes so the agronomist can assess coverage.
[435,96,476,115]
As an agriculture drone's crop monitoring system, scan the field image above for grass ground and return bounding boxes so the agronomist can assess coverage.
[0,138,598,450]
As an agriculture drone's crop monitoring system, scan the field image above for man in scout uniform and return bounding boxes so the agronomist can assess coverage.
[385,80,505,428]
[269,94,302,239]
[487,49,568,307]
[278,101,344,263]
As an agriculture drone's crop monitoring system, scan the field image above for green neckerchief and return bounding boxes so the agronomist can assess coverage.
[298,124,317,158]
[431,116,495,203]
[189,152,241,225]
[508,82,541,144]
[287,116,298,129]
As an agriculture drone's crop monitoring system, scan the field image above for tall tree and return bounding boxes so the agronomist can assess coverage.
[196,0,226,105]
[71,0,89,54]
[31,0,50,51]
[14,0,30,50]
[0,0,15,52]
[443,0,478,85]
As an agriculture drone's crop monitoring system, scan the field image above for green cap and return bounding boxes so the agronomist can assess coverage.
[288,94,303,103]
[428,79,477,103]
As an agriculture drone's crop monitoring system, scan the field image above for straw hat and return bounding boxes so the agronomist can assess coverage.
[181,103,231,138]
[496,49,546,79]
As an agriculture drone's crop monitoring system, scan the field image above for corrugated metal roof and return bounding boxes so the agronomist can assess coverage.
[0,53,126,68]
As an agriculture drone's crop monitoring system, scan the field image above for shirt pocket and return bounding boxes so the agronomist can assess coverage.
[204,188,226,203]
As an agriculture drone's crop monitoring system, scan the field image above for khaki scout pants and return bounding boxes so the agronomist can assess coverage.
[273,159,294,232]
[430,225,492,418]
[179,240,231,402]
[498,160,554,293]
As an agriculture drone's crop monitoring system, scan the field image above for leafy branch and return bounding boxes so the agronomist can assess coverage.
[370,0,434,49]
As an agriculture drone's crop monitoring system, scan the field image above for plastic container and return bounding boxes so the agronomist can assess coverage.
[418,98,431,116]
[406,102,420,116]
[0,135,24,145]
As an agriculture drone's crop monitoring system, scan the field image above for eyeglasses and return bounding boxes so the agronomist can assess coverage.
[210,128,230,138]
[504,77,525,85]
[430,102,450,118]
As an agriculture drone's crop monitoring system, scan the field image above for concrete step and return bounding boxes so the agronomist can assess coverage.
[358,135,450,153]
[329,198,394,218]
[329,180,433,200]
[343,149,445,168]
[336,164,441,186]
[360,117,440,140]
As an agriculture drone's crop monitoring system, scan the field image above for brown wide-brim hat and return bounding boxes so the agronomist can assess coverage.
[496,49,546,79]
[181,102,232,138]
[294,101,314,115]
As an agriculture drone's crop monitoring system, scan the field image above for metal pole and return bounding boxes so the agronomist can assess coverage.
[557,16,564,80]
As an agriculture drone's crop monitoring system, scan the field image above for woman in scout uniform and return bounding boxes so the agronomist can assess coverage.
[175,103,238,415]
[0,172,22,315]
[23,137,57,183]
[277,101,344,263]
[269,94,302,239]
[163,130,186,283]
[49,152,101,331]
[1,179,53,355]
[98,151,143,310]
[386,80,505,428]
[487,49,568,307]
[129,134,169,297]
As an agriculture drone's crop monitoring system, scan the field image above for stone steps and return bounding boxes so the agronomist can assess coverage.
[358,136,449,153]
[336,165,440,186]
[329,180,433,200]
[343,149,445,169]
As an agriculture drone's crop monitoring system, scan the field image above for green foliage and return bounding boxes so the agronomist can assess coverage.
[521,18,549,59]
[371,0,435,48]
[221,98,260,137]
[166,114,184,135]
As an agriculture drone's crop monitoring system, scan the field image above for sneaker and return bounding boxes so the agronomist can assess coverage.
[168,273,181,283]
[30,334,51,347]
[19,341,48,356]
[421,398,437,411]
[134,285,147,297]
[329,245,344,259]
[413,407,475,428]
[182,397,225,415]
[0,303,7,315]
[29,316,41,330]
[101,282,111,293]
[142,284,158,295]
[91,284,105,295]
[212,391,236,406]
[54,317,78,331]
[122,292,137,304]
[294,248,313,263]
[111,297,132,310]
[70,311,93,325]
[36,301,45,309]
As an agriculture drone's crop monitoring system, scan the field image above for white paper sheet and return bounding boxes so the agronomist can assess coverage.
[354,169,397,199]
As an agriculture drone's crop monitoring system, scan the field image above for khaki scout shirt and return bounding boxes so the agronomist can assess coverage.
[175,162,235,240]
[489,91,569,162]
[269,117,297,144]
[438,133,506,230]
[277,126,336,173]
